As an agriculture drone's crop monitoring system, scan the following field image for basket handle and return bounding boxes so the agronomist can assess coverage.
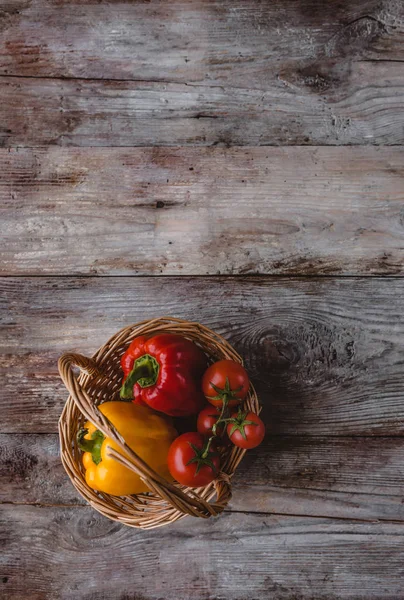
[58,351,232,519]
[58,352,102,378]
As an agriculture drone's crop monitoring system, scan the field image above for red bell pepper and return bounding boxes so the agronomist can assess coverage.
[120,333,207,417]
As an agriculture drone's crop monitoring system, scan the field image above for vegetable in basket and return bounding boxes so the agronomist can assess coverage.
[227,409,265,449]
[120,333,207,416]
[78,402,177,496]
[202,359,250,408]
[167,359,265,487]
[197,405,224,437]
[167,432,220,487]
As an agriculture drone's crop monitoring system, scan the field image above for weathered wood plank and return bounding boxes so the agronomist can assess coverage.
[1,0,403,83]
[2,506,404,599]
[0,60,404,146]
[2,434,404,521]
[2,146,404,275]
[235,436,404,520]
[0,434,82,506]
[2,277,404,435]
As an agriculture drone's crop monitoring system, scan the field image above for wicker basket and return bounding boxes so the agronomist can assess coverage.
[58,317,259,530]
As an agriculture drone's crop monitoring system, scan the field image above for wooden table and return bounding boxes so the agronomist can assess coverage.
[1,1,404,598]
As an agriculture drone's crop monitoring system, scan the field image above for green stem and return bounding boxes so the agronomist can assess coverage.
[77,428,105,465]
[201,397,229,459]
[77,428,96,453]
[207,377,243,404]
[120,365,150,399]
[120,354,159,400]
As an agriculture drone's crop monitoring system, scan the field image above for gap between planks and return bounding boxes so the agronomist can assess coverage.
[1,501,403,524]
[1,58,404,84]
[2,274,404,279]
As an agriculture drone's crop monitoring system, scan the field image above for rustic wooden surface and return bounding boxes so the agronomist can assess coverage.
[1,0,404,598]
[2,277,404,435]
[2,147,404,276]
[0,2,404,147]
[2,0,404,82]
[1,61,404,146]
[2,506,404,600]
[3,433,404,521]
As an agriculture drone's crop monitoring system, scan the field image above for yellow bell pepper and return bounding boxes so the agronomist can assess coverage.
[78,401,177,496]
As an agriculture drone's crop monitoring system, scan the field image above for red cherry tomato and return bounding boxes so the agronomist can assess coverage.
[227,410,265,449]
[202,360,250,408]
[167,432,220,487]
[197,405,224,437]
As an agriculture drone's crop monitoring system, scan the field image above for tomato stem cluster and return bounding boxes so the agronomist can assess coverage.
[186,442,219,476]
[227,410,258,441]
[208,376,243,405]
[200,402,262,459]
[201,395,231,459]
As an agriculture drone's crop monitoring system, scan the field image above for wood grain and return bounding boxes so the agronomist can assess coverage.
[2,505,404,600]
[2,146,404,276]
[2,276,404,435]
[1,0,403,83]
[2,434,404,521]
[1,60,404,146]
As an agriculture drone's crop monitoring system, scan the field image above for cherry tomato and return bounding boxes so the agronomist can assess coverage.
[202,360,250,408]
[167,432,220,487]
[197,405,224,437]
[227,410,265,449]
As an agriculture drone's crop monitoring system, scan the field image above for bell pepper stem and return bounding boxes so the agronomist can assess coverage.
[120,365,150,399]
[120,354,160,400]
[77,428,105,465]
[77,428,95,453]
